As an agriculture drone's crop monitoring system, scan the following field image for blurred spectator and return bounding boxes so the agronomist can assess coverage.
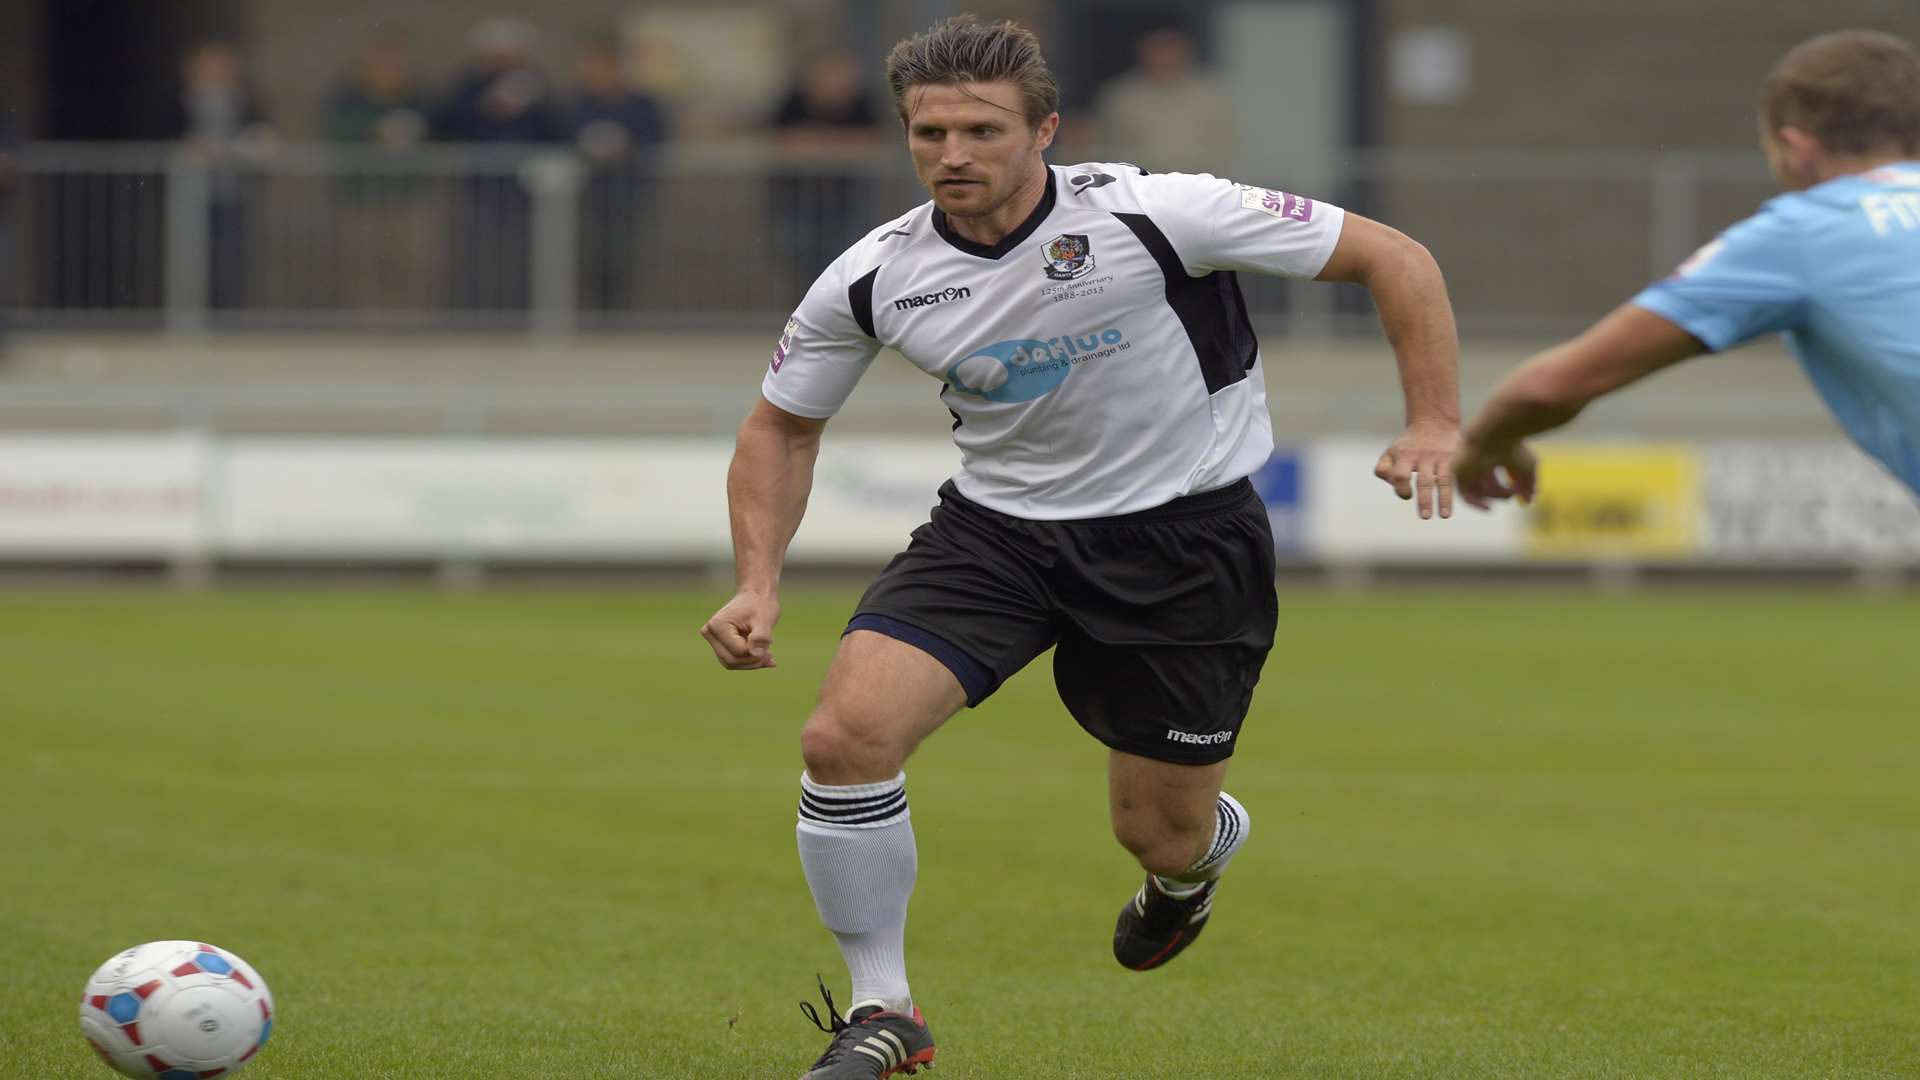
[770,51,883,293]
[326,37,441,312]
[328,37,429,151]
[433,18,562,143]
[570,38,669,312]
[169,42,274,310]
[1093,28,1233,173]
[433,17,562,313]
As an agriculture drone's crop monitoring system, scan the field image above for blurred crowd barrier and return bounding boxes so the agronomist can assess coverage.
[0,141,1774,336]
[2,432,1915,580]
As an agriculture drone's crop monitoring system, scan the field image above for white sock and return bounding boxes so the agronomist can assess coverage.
[796,771,915,1014]
[1154,791,1251,896]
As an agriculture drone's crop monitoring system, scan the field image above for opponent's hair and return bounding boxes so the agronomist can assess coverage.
[1762,30,1920,155]
[883,15,1060,128]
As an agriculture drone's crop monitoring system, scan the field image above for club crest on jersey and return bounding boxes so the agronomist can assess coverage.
[1041,234,1095,280]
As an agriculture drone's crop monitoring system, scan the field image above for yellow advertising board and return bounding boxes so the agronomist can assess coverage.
[1524,445,1701,558]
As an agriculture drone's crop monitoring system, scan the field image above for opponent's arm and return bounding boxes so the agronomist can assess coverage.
[1316,213,1463,519]
[1451,304,1704,509]
[700,397,829,670]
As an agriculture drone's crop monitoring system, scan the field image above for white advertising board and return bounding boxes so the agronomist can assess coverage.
[1304,438,1524,561]
[1700,442,1920,559]
[0,434,207,556]
[215,438,731,558]
[1,433,1912,569]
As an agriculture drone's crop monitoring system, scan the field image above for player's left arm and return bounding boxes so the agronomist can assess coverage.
[1451,306,1705,508]
[1451,203,1804,508]
[1315,213,1464,520]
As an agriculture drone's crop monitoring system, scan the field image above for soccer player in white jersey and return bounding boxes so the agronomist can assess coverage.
[699,18,1464,1078]
[1453,30,1920,506]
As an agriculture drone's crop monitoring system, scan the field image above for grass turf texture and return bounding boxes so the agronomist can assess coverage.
[2,586,1916,1079]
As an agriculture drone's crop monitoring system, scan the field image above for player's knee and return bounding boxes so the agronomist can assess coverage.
[799,705,905,785]
[798,715,857,779]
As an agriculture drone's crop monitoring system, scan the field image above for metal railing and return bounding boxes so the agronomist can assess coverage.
[0,142,1776,336]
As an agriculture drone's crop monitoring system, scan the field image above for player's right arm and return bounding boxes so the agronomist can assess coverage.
[699,247,883,670]
[700,399,829,670]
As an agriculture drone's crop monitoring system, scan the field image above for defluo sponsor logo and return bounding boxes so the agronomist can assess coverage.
[944,326,1128,403]
[894,286,972,311]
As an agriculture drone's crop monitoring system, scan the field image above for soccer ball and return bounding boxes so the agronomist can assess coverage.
[77,941,274,1078]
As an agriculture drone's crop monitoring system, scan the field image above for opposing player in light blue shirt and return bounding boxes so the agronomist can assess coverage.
[1452,29,1920,505]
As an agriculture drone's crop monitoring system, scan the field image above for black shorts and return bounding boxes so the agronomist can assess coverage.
[846,478,1278,765]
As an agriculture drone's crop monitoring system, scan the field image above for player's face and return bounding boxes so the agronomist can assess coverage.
[904,80,1058,218]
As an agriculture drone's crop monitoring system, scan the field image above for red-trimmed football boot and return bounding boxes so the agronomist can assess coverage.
[797,976,935,1079]
[1113,874,1218,971]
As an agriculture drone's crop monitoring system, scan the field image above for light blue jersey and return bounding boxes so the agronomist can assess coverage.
[1633,162,1920,496]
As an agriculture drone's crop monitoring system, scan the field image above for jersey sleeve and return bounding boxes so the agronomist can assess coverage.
[1134,171,1347,279]
[758,257,882,419]
[1631,204,1807,352]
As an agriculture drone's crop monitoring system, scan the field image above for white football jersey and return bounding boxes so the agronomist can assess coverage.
[761,162,1347,519]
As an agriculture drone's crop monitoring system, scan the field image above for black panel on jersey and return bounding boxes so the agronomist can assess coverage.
[848,266,880,339]
[1112,212,1259,396]
[933,170,1057,259]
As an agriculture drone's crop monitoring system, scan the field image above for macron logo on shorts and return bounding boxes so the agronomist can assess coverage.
[1166,729,1233,746]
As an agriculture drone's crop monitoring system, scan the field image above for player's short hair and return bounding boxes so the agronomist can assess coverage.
[1763,30,1920,155]
[884,15,1060,129]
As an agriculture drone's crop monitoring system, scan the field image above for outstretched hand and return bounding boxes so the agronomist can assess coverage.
[1449,438,1539,511]
[1375,420,1460,520]
[700,590,781,670]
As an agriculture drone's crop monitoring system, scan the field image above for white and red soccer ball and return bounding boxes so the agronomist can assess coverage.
[78,941,274,1078]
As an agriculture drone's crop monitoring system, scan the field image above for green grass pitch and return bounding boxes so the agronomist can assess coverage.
[2,585,1916,1078]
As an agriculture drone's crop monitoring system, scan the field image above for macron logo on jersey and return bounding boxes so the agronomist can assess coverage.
[894,286,972,311]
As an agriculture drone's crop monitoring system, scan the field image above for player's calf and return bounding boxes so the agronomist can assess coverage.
[1115,821,1215,880]
[1113,792,1251,971]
